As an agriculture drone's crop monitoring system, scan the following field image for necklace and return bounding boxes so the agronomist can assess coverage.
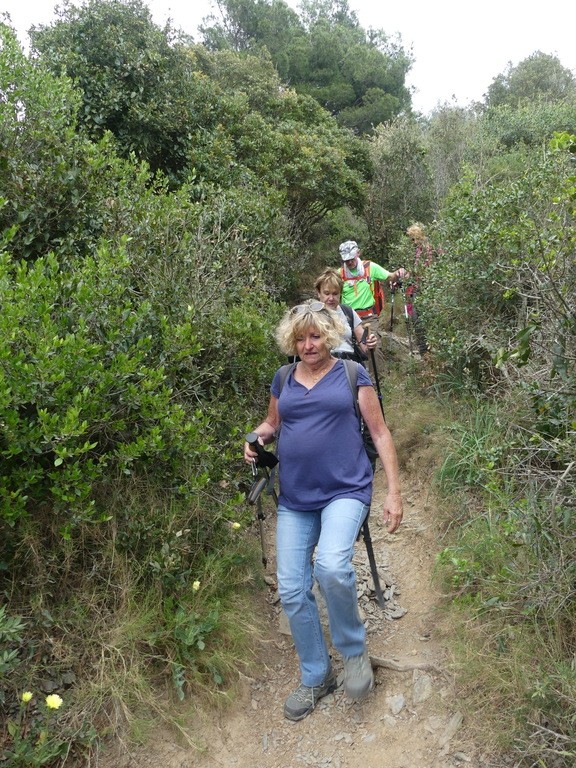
[301,359,333,384]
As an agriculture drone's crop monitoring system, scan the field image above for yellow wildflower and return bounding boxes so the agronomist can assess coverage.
[232,522,241,530]
[192,580,201,592]
[45,694,63,710]
[21,691,33,703]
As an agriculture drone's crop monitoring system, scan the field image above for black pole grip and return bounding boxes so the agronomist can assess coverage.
[245,432,279,468]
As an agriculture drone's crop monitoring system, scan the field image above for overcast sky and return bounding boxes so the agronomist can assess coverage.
[3,0,576,114]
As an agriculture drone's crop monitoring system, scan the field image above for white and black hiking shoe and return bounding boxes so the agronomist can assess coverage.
[283,669,338,721]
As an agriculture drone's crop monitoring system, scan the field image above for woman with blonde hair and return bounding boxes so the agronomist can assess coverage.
[405,222,434,356]
[313,268,377,363]
[244,300,403,721]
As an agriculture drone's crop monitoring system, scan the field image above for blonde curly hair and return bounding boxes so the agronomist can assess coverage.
[406,222,427,243]
[275,300,346,356]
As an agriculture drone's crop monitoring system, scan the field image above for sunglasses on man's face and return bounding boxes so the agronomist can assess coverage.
[290,300,326,315]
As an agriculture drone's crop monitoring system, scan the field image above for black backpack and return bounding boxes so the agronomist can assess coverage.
[276,359,378,468]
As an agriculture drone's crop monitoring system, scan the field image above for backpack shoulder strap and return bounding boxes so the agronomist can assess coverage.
[277,362,297,396]
[342,359,379,469]
[341,359,360,423]
[340,303,355,334]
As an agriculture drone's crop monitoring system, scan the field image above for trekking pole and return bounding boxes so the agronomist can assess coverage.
[245,432,278,492]
[245,432,279,568]
[370,349,385,419]
[247,463,268,567]
[399,284,414,355]
[361,314,385,420]
[361,516,387,609]
[389,282,398,331]
[247,466,269,568]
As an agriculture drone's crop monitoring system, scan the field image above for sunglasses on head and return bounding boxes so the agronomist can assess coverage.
[290,300,326,315]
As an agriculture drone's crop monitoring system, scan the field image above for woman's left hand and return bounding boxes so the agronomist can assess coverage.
[382,492,403,533]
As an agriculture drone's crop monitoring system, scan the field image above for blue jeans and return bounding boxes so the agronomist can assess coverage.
[276,498,369,687]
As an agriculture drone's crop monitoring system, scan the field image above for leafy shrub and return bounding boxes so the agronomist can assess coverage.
[0,243,212,534]
[421,134,575,395]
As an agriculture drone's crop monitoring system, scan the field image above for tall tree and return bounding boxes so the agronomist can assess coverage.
[201,0,306,68]
[28,0,370,241]
[364,115,433,254]
[191,45,372,234]
[426,105,483,210]
[486,51,576,109]
[200,0,413,133]
[29,0,206,185]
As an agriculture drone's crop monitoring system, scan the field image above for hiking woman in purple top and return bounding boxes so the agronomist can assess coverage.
[244,300,403,721]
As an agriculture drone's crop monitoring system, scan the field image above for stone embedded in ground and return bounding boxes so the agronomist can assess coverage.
[278,609,291,636]
[386,693,406,715]
[438,711,464,748]
[412,671,433,704]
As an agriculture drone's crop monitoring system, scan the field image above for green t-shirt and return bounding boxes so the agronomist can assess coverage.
[341,261,391,310]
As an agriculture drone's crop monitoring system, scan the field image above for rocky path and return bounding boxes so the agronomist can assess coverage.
[105,426,488,768]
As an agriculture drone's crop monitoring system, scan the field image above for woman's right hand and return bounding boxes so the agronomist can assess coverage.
[244,438,260,463]
[244,399,280,463]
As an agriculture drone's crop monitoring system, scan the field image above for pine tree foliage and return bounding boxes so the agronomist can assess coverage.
[200,0,413,133]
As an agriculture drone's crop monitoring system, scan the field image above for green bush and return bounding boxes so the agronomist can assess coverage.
[421,133,575,394]
[0,244,211,534]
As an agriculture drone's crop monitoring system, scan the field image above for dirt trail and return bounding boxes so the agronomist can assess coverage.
[103,402,488,768]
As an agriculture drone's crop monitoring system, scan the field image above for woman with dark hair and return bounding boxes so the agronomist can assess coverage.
[243,300,403,722]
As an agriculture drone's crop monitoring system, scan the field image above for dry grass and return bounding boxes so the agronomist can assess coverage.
[382,365,452,479]
[66,568,267,759]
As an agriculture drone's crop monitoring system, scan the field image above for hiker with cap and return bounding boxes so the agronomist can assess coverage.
[243,300,403,722]
[314,268,377,363]
[338,240,407,319]
[338,240,407,378]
